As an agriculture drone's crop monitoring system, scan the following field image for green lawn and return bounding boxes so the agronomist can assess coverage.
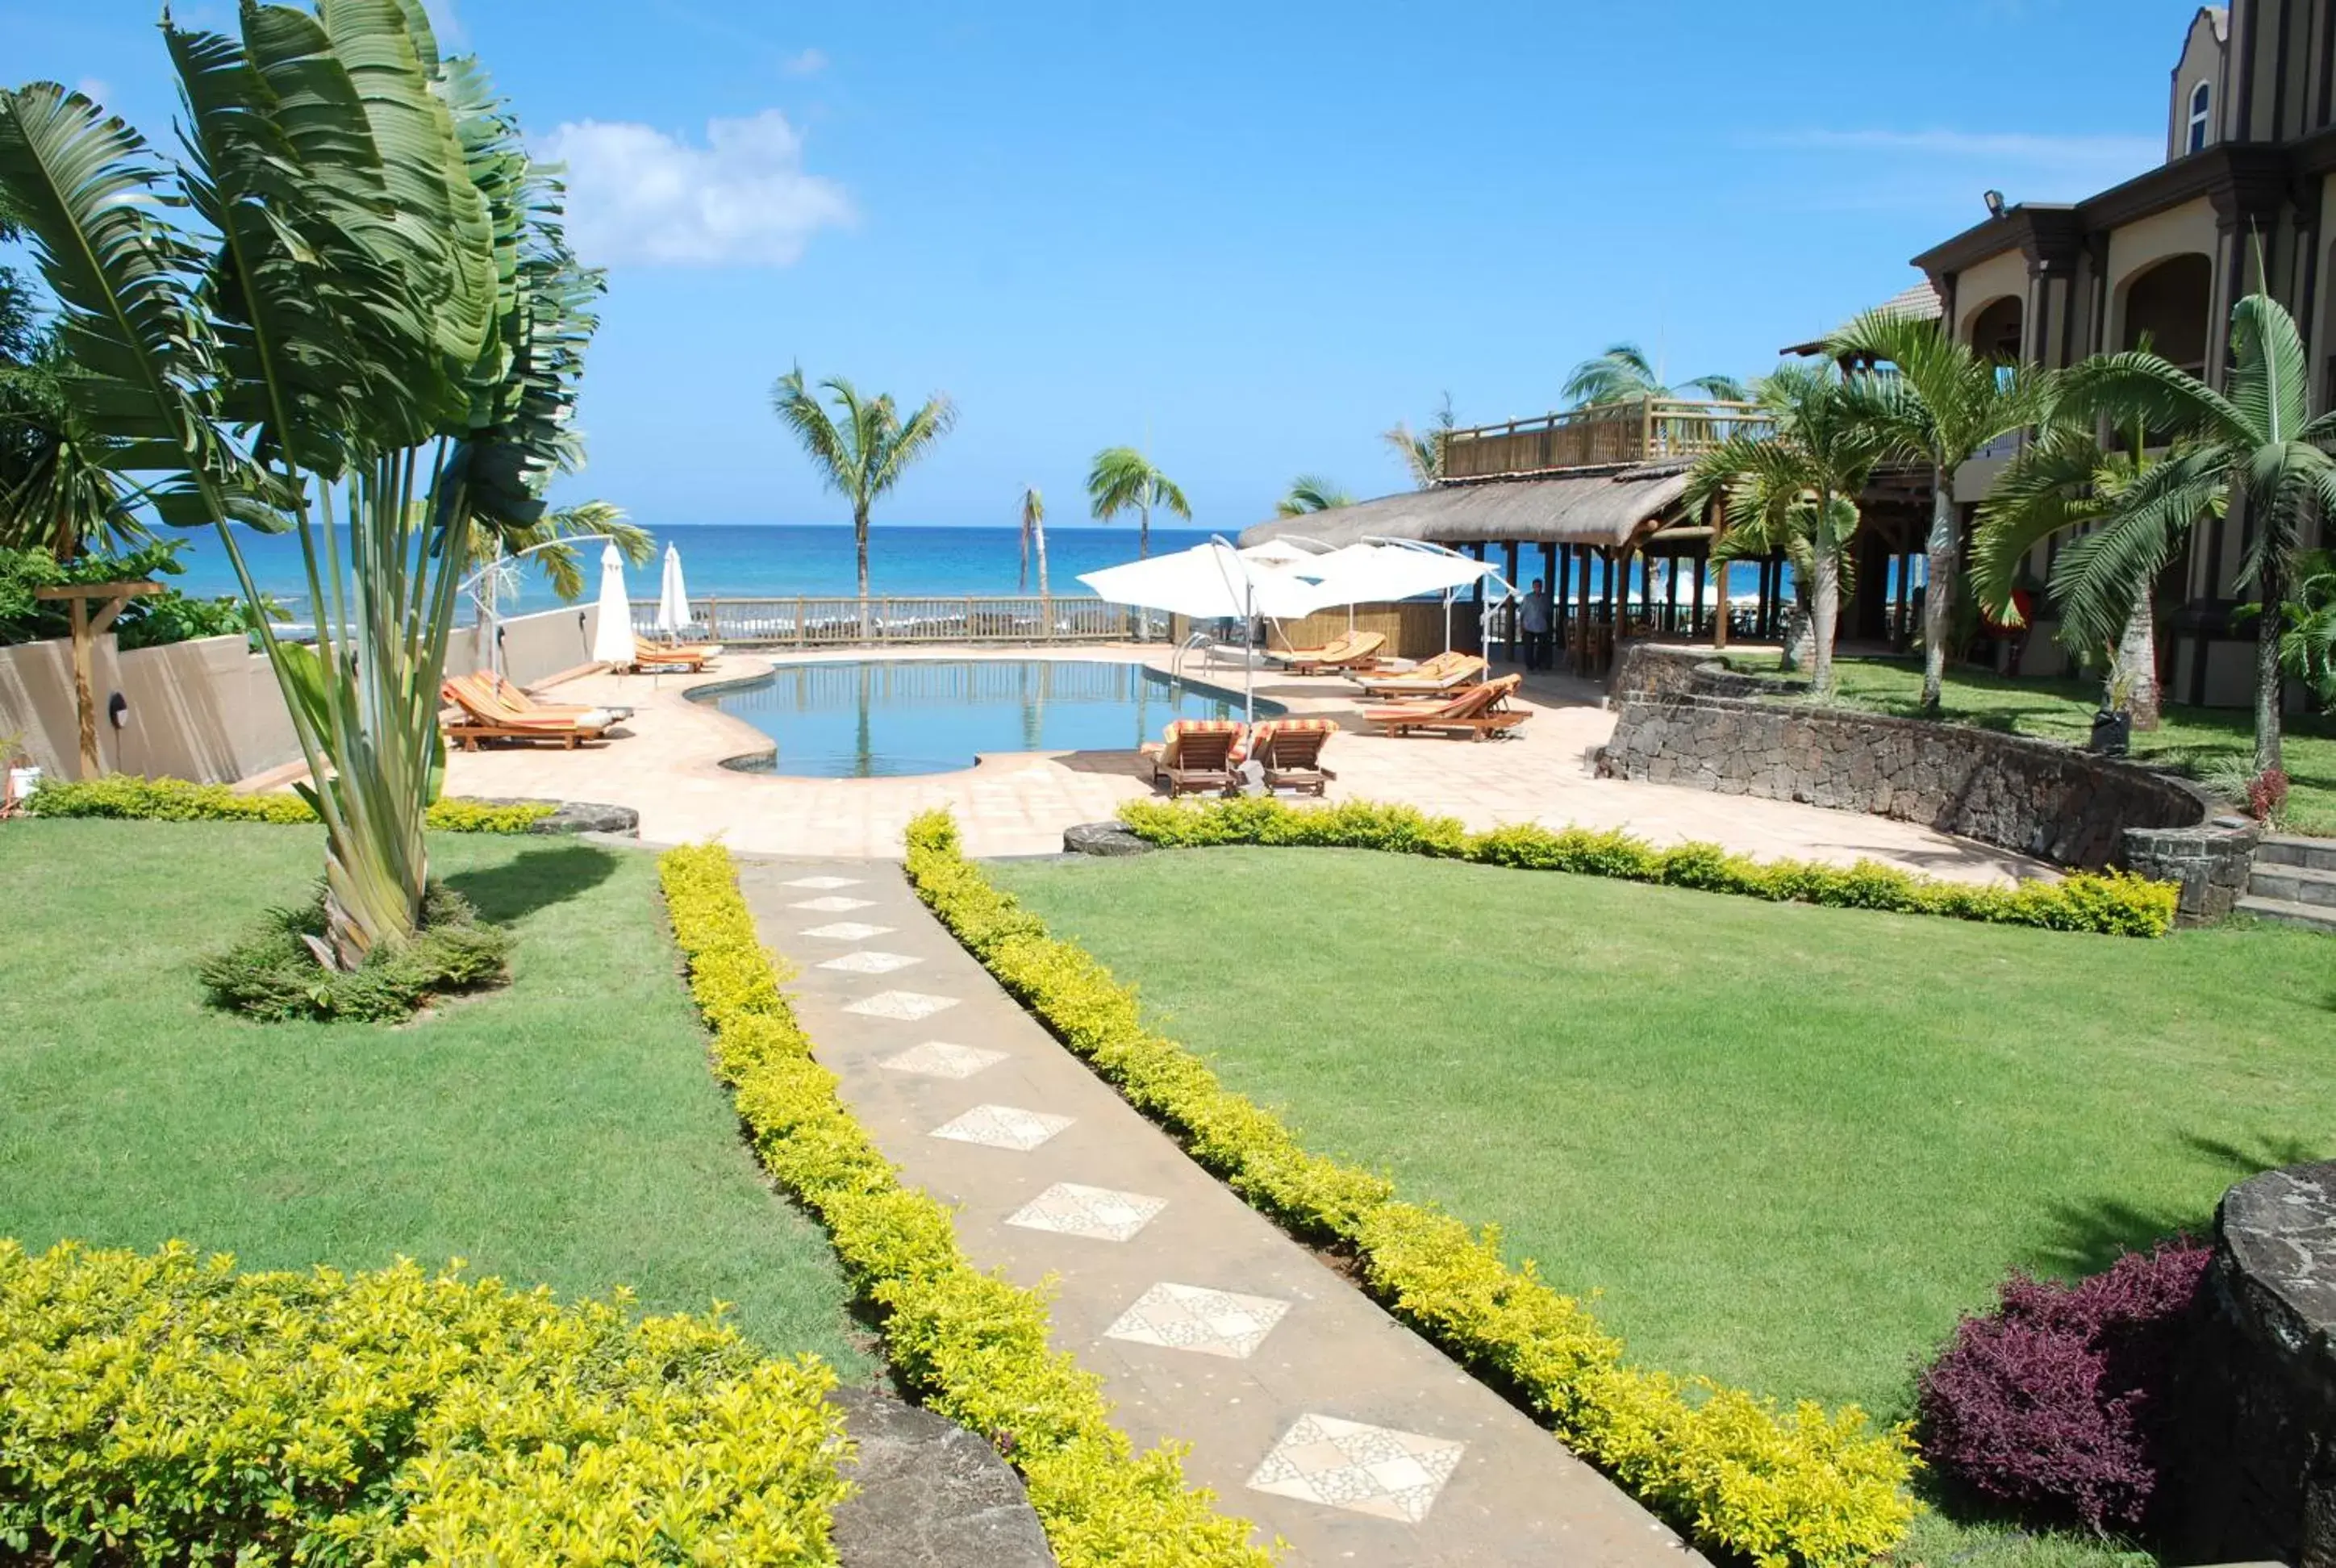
[990,849,2333,1559]
[0,819,867,1374]
[1721,652,2336,836]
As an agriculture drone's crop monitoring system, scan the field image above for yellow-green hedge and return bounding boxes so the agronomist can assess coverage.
[657,843,1272,1568]
[903,810,1921,1568]
[24,775,555,833]
[1117,797,2179,937]
[0,1241,846,1566]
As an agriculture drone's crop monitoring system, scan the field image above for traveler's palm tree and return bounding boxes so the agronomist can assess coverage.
[1684,364,1888,693]
[1565,343,1746,407]
[1087,445,1188,557]
[1828,310,2047,712]
[1973,421,2220,731]
[0,7,600,965]
[2052,291,2335,771]
[1276,474,1354,517]
[1382,393,1454,488]
[772,369,957,617]
[1018,484,1049,598]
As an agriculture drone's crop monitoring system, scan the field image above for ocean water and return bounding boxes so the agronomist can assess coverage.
[161,523,1218,619]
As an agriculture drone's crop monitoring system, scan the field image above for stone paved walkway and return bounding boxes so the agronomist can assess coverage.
[738,855,1705,1568]
[440,646,2046,882]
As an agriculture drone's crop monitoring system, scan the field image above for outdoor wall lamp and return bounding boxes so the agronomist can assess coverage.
[1983,189,2006,219]
[106,692,130,730]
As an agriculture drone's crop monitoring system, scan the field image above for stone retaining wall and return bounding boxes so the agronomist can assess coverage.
[1594,648,2259,921]
[2171,1161,2336,1568]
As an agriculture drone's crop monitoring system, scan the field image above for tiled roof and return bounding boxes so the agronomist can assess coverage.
[1779,278,1943,356]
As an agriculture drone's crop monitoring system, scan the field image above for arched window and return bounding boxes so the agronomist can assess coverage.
[2188,80,2213,154]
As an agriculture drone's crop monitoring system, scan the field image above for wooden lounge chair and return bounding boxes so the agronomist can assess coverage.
[628,642,721,673]
[1143,719,1245,796]
[1279,630,1387,675]
[1350,652,1486,699]
[441,673,617,750]
[1247,718,1338,795]
[1264,630,1358,668]
[1363,674,1529,740]
[449,670,611,723]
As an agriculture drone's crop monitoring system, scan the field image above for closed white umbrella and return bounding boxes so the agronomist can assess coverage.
[655,544,690,640]
[590,541,636,668]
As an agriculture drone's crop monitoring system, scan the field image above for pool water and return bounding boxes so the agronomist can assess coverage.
[697,658,1281,778]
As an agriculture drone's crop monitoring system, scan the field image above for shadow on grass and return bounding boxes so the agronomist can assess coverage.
[443,841,621,925]
[2025,1131,2329,1278]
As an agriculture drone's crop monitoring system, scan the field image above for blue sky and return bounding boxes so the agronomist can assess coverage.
[5,1,2195,531]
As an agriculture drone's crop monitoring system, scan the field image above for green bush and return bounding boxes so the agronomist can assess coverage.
[0,1240,849,1566]
[200,883,512,1021]
[657,844,1270,1568]
[27,775,554,833]
[0,539,282,651]
[904,809,1921,1568]
[1116,798,2179,938]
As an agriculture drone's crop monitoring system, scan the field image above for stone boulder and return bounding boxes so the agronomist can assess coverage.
[1063,821,1152,857]
[830,1387,1054,1566]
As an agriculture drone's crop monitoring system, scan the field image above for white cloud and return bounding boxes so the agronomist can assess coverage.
[540,111,854,268]
[781,48,828,78]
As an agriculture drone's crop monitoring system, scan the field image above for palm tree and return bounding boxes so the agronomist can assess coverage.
[2273,548,2336,705]
[0,346,145,559]
[771,369,957,620]
[1695,447,1861,674]
[1564,343,1746,407]
[1276,474,1354,516]
[466,498,652,604]
[0,6,599,965]
[1685,364,1889,694]
[1828,310,2048,713]
[1018,485,1049,598]
[1087,446,1189,557]
[2050,291,2335,772]
[1973,420,2219,731]
[1383,393,1454,488]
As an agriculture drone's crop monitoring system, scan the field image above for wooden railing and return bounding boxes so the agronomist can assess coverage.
[1438,398,1771,481]
[628,595,1166,646]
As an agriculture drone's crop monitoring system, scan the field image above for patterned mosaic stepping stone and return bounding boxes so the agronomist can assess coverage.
[799,921,892,940]
[928,1104,1071,1152]
[879,1040,1006,1079]
[818,950,923,974]
[1005,1182,1166,1242]
[1246,1414,1466,1523]
[1104,1282,1289,1360]
[842,990,958,1021]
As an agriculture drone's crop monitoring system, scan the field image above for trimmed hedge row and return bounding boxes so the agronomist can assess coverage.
[904,809,1921,1568]
[1116,797,2179,937]
[0,1241,847,1565]
[657,844,1271,1568]
[24,775,555,833]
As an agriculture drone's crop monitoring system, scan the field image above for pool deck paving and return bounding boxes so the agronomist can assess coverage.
[436,643,2044,882]
[736,853,1706,1568]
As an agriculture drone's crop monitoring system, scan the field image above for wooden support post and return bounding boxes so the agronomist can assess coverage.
[1712,499,1731,650]
[1691,548,1707,637]
[1502,541,1520,661]
[35,582,158,780]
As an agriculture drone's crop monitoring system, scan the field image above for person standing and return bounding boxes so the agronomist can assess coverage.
[1520,577,1554,670]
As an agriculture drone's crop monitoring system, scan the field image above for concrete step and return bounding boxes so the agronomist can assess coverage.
[2236,895,2336,934]
[2257,834,2336,872]
[2247,861,2336,907]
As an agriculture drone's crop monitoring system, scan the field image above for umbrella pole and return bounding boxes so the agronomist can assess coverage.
[1244,582,1256,727]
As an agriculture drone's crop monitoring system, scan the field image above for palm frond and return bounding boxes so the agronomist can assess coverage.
[772,365,857,503]
[2058,351,2246,444]
[868,391,957,498]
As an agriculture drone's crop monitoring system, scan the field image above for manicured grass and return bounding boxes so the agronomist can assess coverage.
[1722,652,2336,835]
[993,849,2330,1564]
[0,819,868,1373]
[989,848,2330,1413]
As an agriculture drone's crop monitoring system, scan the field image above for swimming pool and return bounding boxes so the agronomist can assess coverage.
[695,658,1282,778]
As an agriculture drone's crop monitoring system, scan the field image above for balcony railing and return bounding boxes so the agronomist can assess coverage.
[1438,398,1771,482]
[630,594,1166,646]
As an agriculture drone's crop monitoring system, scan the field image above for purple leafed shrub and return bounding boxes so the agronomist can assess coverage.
[1917,1237,2210,1532]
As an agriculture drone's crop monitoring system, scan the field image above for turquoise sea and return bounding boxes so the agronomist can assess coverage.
[163,523,1219,620]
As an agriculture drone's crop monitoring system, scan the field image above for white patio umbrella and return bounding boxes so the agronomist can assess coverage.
[1303,540,1512,654]
[1079,540,1331,722]
[654,543,691,641]
[590,541,636,669]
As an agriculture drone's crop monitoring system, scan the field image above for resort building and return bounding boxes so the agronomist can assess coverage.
[1908,0,2331,704]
